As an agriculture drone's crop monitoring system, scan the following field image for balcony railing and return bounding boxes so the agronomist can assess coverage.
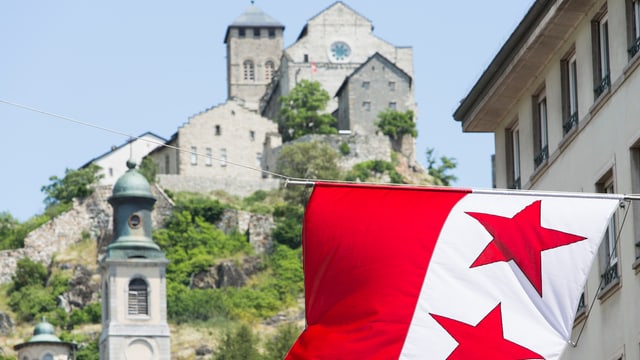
[563,112,578,135]
[534,145,548,168]
[600,263,619,289]
[629,36,640,58]
[594,73,610,98]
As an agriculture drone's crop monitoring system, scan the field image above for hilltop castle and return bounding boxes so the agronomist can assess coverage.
[146,2,423,196]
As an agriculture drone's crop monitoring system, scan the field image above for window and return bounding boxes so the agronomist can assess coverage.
[362,81,370,89]
[253,28,260,38]
[506,124,521,189]
[108,167,113,177]
[215,125,221,136]
[256,152,262,166]
[389,102,397,110]
[532,89,549,168]
[268,28,276,38]
[243,60,255,81]
[265,60,275,81]
[43,354,53,360]
[389,81,396,91]
[190,146,197,165]
[362,101,371,111]
[592,9,610,98]
[128,278,148,316]
[561,51,579,134]
[630,143,640,265]
[627,0,640,57]
[597,173,619,291]
[238,28,246,38]
[249,130,256,141]
[205,147,212,166]
[303,54,309,63]
[220,148,227,167]
[164,154,170,174]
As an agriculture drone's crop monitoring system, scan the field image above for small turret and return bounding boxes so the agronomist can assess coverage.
[105,160,164,259]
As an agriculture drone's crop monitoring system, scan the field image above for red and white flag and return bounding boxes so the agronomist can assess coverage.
[286,182,622,360]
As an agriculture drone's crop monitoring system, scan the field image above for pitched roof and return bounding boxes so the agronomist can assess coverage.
[224,5,284,43]
[296,1,373,41]
[80,132,167,169]
[335,52,412,97]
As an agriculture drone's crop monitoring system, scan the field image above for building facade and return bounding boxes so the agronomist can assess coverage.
[149,99,280,196]
[99,161,171,360]
[454,1,640,359]
[151,2,423,197]
[224,5,284,111]
[82,132,166,187]
[260,1,415,121]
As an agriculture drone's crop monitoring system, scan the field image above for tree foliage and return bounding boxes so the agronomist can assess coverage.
[278,80,337,141]
[263,323,302,360]
[7,258,70,322]
[215,324,261,360]
[375,109,417,140]
[272,204,304,249]
[138,156,158,184]
[41,164,103,208]
[426,148,458,186]
[344,160,404,184]
[276,141,341,206]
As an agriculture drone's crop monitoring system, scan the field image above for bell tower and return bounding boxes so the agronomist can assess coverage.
[224,4,284,110]
[99,160,170,360]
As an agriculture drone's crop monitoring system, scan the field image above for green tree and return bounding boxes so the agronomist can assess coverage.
[215,324,261,360]
[375,109,417,140]
[138,156,158,184]
[276,141,341,205]
[278,80,337,141]
[263,323,302,360]
[10,257,48,292]
[272,204,304,249]
[426,148,457,186]
[41,164,103,208]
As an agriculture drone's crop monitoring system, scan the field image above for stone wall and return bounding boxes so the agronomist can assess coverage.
[216,209,275,254]
[0,185,174,284]
[157,174,281,198]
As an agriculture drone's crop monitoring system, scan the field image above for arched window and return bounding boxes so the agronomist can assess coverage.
[243,60,255,81]
[43,354,53,360]
[265,60,275,81]
[128,278,148,315]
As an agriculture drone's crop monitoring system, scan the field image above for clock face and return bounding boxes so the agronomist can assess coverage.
[330,41,351,62]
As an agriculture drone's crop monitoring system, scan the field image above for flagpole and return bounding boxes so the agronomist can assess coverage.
[283,179,636,201]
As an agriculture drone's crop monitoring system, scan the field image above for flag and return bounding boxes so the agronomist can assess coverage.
[286,182,622,360]
[311,61,317,73]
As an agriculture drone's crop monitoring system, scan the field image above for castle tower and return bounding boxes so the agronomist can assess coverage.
[224,5,284,110]
[14,318,77,360]
[99,160,170,360]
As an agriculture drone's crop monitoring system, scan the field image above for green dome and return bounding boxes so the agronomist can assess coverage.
[111,160,155,200]
[28,319,61,343]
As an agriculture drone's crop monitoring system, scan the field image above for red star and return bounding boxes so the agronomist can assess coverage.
[431,304,543,359]
[467,200,586,296]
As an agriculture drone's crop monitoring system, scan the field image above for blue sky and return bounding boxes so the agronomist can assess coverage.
[0,1,533,221]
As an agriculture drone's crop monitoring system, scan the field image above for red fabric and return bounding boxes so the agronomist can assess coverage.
[286,183,469,359]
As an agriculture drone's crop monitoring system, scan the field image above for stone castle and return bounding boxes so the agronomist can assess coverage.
[147,2,423,196]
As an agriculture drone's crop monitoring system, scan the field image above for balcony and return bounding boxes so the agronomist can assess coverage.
[600,263,619,289]
[629,36,640,58]
[534,145,548,168]
[563,112,578,135]
[593,73,610,98]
